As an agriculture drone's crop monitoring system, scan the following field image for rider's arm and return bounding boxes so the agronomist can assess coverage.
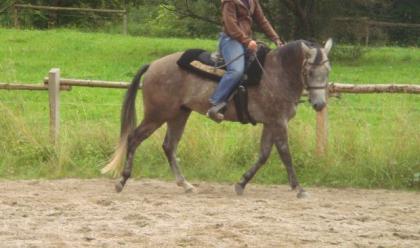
[222,2,252,46]
[253,0,282,45]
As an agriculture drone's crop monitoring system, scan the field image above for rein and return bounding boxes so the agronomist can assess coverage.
[217,46,330,93]
[254,51,269,78]
[213,53,246,69]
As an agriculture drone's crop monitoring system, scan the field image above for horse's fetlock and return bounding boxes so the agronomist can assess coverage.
[122,170,131,179]
[176,179,185,186]
[243,173,251,182]
[235,183,245,196]
[291,183,301,191]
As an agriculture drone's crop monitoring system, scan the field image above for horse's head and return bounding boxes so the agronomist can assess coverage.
[300,39,333,112]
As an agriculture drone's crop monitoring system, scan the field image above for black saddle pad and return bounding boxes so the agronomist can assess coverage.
[177,44,270,86]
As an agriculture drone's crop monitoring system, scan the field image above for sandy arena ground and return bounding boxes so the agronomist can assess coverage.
[0,179,419,247]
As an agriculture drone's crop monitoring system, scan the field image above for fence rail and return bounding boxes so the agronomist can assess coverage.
[328,83,420,94]
[43,78,131,89]
[14,4,127,14]
[0,82,71,91]
[333,17,420,46]
[1,68,420,154]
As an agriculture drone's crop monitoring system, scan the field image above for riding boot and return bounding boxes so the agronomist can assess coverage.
[206,102,226,123]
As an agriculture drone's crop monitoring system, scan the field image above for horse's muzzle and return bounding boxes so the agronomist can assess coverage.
[312,102,326,112]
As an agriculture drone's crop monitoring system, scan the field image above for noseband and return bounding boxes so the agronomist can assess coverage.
[302,59,330,91]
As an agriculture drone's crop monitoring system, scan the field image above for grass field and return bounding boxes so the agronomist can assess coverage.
[0,28,419,190]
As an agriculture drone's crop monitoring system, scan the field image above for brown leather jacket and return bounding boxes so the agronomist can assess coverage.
[221,0,280,46]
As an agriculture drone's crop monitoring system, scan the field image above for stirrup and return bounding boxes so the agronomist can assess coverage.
[206,102,226,123]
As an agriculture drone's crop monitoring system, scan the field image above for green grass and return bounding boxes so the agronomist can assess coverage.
[0,28,419,190]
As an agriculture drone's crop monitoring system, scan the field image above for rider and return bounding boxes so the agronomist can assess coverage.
[207,0,284,122]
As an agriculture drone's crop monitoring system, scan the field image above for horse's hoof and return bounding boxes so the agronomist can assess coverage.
[185,186,196,194]
[115,182,124,193]
[181,181,196,193]
[234,183,245,196]
[297,190,309,199]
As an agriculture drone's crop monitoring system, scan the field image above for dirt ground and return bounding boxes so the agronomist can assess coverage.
[0,179,419,248]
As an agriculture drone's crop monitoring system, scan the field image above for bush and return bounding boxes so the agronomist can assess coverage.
[330,45,366,62]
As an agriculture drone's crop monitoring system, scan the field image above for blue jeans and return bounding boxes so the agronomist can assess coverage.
[210,33,245,105]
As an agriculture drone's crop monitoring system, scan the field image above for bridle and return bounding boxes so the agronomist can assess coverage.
[254,49,330,92]
[302,59,330,91]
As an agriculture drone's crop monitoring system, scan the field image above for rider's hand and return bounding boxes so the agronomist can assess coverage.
[276,39,284,48]
[248,40,258,53]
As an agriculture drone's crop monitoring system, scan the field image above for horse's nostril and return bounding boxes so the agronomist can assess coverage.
[313,102,326,111]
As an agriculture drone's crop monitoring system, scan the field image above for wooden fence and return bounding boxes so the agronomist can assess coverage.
[334,17,420,46]
[0,69,131,146]
[1,68,419,153]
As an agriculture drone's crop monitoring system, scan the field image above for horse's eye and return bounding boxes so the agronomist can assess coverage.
[309,71,314,77]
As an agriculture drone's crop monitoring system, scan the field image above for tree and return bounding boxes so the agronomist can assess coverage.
[4,0,420,45]
[164,0,340,40]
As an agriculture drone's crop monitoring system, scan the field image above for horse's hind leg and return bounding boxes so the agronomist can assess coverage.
[115,120,163,192]
[274,125,308,199]
[235,125,274,195]
[162,109,195,193]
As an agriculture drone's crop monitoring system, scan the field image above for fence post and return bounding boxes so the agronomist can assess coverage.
[13,4,19,28]
[316,100,328,155]
[122,10,128,35]
[48,68,60,146]
[364,19,370,46]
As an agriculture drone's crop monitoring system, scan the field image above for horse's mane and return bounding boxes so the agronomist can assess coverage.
[278,40,322,60]
[267,40,324,100]
[275,40,324,72]
[275,41,305,80]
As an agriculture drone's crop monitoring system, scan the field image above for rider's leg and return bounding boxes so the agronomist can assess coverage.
[208,33,245,122]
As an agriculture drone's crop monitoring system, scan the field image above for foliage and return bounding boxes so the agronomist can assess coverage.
[2,0,138,30]
[127,3,219,38]
[1,1,420,45]
[329,45,366,62]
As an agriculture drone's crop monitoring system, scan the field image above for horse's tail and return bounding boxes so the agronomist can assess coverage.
[101,64,150,176]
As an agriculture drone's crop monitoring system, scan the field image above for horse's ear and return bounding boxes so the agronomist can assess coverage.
[324,38,333,55]
[301,42,316,59]
[301,42,310,55]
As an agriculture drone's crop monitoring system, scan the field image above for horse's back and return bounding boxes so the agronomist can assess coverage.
[141,51,265,122]
[141,52,216,118]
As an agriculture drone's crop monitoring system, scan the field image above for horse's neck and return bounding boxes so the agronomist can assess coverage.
[263,51,304,103]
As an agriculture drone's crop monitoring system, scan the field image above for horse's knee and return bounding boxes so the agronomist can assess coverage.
[276,140,289,153]
[162,142,171,155]
[163,140,176,159]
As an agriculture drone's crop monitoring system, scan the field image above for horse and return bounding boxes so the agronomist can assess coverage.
[101,39,333,198]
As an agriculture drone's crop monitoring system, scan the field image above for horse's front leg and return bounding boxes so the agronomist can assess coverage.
[235,125,274,195]
[273,124,308,199]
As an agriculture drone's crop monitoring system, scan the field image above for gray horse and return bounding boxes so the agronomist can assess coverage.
[102,39,333,198]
